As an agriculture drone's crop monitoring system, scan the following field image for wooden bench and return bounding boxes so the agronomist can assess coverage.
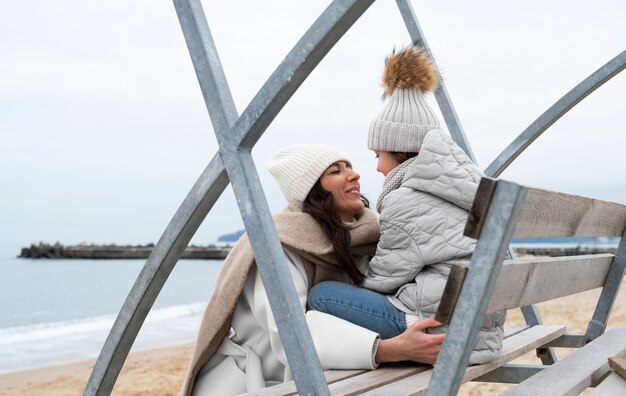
[256,177,626,395]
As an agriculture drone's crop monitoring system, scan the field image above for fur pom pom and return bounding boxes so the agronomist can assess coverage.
[382,46,439,96]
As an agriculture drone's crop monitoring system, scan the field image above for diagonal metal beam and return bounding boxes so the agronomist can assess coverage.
[520,304,558,364]
[585,227,626,342]
[177,1,375,394]
[485,49,626,178]
[395,0,476,162]
[85,154,229,395]
[173,0,239,132]
[86,0,375,394]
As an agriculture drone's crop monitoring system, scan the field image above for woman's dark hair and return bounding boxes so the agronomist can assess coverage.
[389,151,419,164]
[303,180,369,284]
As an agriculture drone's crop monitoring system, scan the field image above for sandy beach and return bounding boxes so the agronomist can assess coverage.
[0,343,196,396]
[1,277,624,395]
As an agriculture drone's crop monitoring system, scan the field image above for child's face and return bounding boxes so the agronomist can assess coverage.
[373,151,399,176]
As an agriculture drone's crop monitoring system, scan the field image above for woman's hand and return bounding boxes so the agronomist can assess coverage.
[375,317,445,365]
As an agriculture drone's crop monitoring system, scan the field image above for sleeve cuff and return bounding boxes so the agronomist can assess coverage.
[371,336,381,369]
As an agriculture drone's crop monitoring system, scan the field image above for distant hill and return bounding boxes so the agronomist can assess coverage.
[511,236,619,246]
[218,229,245,243]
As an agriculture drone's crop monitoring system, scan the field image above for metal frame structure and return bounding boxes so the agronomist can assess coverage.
[425,178,626,394]
[485,49,626,178]
[85,0,626,394]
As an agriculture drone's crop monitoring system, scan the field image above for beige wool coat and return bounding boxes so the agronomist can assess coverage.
[180,205,380,395]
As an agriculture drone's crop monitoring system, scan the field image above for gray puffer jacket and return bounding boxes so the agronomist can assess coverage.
[362,130,505,365]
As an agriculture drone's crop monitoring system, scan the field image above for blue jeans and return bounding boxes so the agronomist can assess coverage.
[307,281,407,339]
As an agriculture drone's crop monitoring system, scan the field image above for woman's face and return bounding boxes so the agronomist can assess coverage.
[374,150,400,176]
[320,161,364,221]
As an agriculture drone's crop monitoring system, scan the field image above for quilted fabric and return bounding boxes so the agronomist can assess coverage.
[362,130,505,364]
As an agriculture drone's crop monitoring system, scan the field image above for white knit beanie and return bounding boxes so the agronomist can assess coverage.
[267,144,351,204]
[368,46,442,153]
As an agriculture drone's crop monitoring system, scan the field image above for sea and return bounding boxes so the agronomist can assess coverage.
[0,236,620,376]
[0,247,222,375]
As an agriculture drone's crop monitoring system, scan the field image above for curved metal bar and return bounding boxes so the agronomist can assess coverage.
[86,0,375,394]
[485,50,626,178]
[85,0,239,392]
[174,0,239,133]
[195,1,375,394]
[85,154,229,395]
[395,0,476,162]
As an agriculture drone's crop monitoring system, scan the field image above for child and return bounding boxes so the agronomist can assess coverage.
[308,45,505,364]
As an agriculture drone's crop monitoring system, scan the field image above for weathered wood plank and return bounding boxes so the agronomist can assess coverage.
[358,325,566,396]
[514,187,626,238]
[588,372,626,396]
[502,324,531,338]
[609,356,626,380]
[502,328,626,396]
[436,255,613,325]
[465,177,498,239]
[487,254,613,313]
[435,264,467,324]
[465,178,626,239]
[326,366,430,395]
[250,370,367,395]
[255,326,530,395]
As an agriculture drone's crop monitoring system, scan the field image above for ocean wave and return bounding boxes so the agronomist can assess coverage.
[0,302,206,345]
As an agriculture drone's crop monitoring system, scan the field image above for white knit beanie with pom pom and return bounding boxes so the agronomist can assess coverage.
[267,144,351,204]
[368,45,442,153]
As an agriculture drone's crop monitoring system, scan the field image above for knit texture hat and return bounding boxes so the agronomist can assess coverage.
[267,144,351,204]
[368,46,442,153]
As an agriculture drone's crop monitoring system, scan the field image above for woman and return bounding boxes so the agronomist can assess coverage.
[181,144,444,395]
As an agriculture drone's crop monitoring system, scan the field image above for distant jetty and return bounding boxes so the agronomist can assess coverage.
[512,245,617,256]
[19,240,618,260]
[19,242,232,260]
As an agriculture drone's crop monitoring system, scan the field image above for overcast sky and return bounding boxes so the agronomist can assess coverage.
[1,1,625,255]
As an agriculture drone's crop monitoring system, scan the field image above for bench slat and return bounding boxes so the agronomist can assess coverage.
[502,328,626,396]
[466,178,626,239]
[588,372,626,396]
[326,366,430,395]
[250,369,367,395]
[353,325,566,396]
[437,254,614,325]
[515,187,626,238]
[608,357,626,379]
[490,254,614,313]
[256,326,530,396]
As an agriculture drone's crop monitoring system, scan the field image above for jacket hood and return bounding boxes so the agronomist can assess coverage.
[401,130,484,211]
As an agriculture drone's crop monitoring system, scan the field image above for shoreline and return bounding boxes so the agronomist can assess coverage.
[0,304,205,378]
[2,277,623,395]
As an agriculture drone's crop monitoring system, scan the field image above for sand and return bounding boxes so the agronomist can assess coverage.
[1,278,624,396]
[0,343,195,396]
